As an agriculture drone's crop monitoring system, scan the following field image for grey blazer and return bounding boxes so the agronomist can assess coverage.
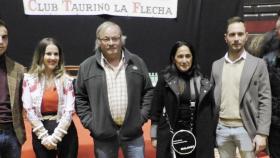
[211,52,272,139]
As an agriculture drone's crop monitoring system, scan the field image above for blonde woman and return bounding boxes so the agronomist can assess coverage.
[22,37,78,158]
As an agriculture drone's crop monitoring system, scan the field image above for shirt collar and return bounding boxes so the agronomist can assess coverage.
[224,50,247,64]
[100,51,125,68]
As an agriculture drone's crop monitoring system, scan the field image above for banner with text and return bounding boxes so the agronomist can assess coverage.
[23,0,178,18]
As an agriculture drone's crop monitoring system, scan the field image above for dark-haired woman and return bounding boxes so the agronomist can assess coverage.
[22,37,78,158]
[150,41,215,158]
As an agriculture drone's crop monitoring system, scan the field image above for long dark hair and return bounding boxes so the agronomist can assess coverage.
[169,41,200,76]
[0,19,7,28]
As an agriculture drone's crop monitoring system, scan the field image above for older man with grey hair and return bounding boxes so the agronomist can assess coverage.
[75,21,153,158]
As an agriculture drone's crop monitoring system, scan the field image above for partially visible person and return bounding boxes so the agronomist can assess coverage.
[75,21,153,158]
[258,10,280,57]
[211,16,271,158]
[263,19,280,158]
[245,34,266,57]
[22,37,78,158]
[0,19,26,158]
[150,41,215,158]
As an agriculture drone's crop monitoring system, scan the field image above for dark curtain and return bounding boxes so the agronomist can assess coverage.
[0,0,243,75]
[198,0,244,76]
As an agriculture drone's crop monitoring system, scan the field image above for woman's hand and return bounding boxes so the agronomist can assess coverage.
[41,136,57,150]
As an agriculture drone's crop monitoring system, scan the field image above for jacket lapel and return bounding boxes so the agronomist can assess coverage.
[198,78,211,103]
[6,56,17,109]
[214,58,225,107]
[239,54,258,104]
[164,73,180,104]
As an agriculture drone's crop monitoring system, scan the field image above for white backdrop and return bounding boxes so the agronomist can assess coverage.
[23,0,178,18]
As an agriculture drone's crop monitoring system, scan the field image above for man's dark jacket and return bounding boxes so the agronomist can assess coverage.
[264,50,280,127]
[75,48,153,141]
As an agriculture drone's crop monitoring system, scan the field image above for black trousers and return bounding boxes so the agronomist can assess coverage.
[32,120,78,158]
[269,126,280,158]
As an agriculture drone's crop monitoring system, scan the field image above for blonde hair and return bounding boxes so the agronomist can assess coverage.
[245,34,265,57]
[28,37,65,79]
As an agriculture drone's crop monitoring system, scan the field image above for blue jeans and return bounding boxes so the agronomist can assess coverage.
[216,123,255,158]
[0,130,21,158]
[94,135,145,158]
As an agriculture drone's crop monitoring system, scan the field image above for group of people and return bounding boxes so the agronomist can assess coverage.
[151,16,273,158]
[0,19,78,158]
[0,13,279,158]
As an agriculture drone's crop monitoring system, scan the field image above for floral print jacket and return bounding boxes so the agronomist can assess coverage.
[22,73,75,129]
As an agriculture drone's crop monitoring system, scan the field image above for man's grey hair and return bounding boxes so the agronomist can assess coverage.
[94,21,126,50]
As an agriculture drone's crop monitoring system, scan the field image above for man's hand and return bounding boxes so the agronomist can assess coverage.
[151,138,157,148]
[253,134,267,154]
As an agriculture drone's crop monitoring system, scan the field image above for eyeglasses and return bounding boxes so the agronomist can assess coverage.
[98,36,121,43]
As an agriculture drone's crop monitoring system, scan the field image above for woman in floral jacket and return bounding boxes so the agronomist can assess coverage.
[22,37,78,158]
